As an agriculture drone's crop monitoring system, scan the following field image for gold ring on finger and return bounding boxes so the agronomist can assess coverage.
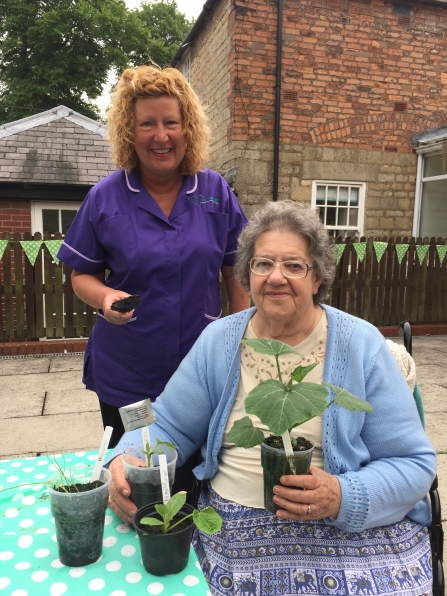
[307,504,311,515]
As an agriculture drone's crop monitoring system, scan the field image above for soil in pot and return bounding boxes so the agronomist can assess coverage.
[127,480,163,509]
[49,466,111,567]
[133,502,195,576]
[261,435,314,514]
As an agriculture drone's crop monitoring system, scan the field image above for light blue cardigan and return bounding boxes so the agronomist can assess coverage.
[110,305,436,532]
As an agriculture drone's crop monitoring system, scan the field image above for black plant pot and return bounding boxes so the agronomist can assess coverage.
[261,439,314,514]
[48,467,111,567]
[133,502,195,576]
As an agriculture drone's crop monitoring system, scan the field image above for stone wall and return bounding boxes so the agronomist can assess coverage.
[229,140,417,235]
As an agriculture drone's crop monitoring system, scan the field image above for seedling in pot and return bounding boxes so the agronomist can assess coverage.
[227,338,373,468]
[139,492,222,535]
[143,438,177,464]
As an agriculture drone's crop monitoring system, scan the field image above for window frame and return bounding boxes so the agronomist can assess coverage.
[413,143,447,237]
[31,201,81,236]
[311,180,366,238]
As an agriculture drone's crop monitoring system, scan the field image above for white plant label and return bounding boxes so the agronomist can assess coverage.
[158,454,171,504]
[91,426,113,482]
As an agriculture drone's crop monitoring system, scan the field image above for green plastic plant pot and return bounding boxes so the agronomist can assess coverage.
[261,438,314,514]
[122,444,177,509]
[133,502,195,576]
[48,465,111,567]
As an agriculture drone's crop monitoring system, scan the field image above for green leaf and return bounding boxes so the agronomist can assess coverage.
[226,417,265,448]
[290,362,319,383]
[192,506,223,534]
[323,382,374,412]
[245,379,330,436]
[164,492,186,524]
[240,338,303,358]
[140,516,163,527]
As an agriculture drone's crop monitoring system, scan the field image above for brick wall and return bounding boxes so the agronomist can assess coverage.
[0,201,31,235]
[232,0,447,151]
[185,0,447,233]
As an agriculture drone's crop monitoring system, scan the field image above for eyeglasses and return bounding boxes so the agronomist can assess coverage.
[249,257,315,279]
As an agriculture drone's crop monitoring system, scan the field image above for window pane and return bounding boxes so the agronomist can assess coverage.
[326,207,336,226]
[424,154,447,178]
[61,210,77,235]
[42,210,59,234]
[337,208,348,226]
[327,187,337,204]
[420,179,447,237]
[349,208,359,226]
[339,187,349,203]
[350,188,359,206]
[316,185,326,205]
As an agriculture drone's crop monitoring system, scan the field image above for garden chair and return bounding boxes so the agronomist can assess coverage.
[397,321,444,596]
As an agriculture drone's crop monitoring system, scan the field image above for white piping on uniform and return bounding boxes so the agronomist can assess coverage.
[204,310,222,321]
[224,249,237,255]
[186,174,198,194]
[125,170,140,193]
[62,241,105,263]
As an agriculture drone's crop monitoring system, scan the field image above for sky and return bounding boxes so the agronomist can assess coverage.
[95,0,204,114]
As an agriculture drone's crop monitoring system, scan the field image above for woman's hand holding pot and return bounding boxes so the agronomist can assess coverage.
[108,456,139,525]
[272,465,341,521]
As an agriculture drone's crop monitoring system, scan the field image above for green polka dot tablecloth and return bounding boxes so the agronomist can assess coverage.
[0,451,211,596]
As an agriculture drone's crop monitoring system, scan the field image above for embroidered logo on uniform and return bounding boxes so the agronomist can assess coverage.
[189,195,219,207]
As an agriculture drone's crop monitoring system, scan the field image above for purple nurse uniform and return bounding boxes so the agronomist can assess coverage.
[57,168,247,408]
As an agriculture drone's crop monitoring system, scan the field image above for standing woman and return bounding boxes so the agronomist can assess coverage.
[57,66,249,454]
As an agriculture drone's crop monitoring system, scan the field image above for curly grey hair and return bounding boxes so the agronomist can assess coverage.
[234,200,335,304]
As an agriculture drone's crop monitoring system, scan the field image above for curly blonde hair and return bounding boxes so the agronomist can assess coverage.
[107,66,210,175]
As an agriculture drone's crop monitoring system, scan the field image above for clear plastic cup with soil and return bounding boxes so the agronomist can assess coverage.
[261,435,314,514]
[48,465,111,567]
[122,444,177,509]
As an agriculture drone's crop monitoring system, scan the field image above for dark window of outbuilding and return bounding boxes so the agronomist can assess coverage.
[392,3,411,15]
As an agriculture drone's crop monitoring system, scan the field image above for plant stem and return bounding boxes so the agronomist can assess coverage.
[275,354,283,384]
[166,512,193,534]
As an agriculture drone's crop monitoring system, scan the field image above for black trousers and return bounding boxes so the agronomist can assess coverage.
[99,399,202,508]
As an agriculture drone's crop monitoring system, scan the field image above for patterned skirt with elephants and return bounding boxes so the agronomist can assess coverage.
[193,482,432,596]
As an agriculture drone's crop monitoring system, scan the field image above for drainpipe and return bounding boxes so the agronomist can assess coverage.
[272,0,284,201]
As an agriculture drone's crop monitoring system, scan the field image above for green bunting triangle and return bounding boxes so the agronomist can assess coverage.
[373,241,388,262]
[332,244,345,265]
[395,244,409,264]
[415,244,430,265]
[20,240,43,266]
[352,242,367,262]
[0,239,8,260]
[436,245,447,264]
[44,240,63,265]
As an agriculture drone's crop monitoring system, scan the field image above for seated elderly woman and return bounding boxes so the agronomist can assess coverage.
[108,200,436,596]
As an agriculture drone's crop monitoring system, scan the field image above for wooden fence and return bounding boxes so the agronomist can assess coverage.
[327,236,447,326]
[1,232,446,341]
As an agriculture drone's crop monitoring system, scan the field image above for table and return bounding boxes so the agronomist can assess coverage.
[0,451,211,596]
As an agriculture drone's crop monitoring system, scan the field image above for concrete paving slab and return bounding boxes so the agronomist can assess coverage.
[48,356,84,373]
[1,390,44,419]
[0,370,84,402]
[0,412,104,457]
[43,389,99,415]
[0,358,50,376]
[425,411,447,452]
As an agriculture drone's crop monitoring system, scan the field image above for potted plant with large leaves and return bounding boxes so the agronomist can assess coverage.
[226,338,373,513]
[133,491,222,576]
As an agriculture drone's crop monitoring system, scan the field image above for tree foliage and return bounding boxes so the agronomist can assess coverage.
[0,0,193,124]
